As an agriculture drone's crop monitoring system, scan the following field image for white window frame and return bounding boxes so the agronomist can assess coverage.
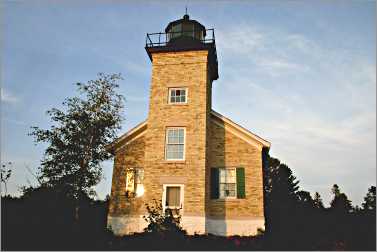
[219,167,237,199]
[162,184,185,216]
[165,127,186,161]
[168,87,188,104]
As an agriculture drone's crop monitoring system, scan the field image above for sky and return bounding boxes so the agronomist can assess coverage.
[1,0,376,207]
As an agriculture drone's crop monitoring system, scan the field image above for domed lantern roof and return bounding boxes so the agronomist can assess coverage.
[165,14,206,43]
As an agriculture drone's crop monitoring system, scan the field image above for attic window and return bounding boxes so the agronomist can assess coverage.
[168,88,187,104]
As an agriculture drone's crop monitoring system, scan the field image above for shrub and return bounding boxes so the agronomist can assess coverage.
[143,199,186,235]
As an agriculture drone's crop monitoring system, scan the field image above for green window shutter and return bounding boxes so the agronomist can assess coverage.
[210,168,219,199]
[236,167,246,199]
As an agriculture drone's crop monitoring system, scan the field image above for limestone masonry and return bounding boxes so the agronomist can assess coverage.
[107,14,270,236]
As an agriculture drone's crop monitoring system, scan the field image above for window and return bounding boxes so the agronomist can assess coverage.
[219,168,237,198]
[169,23,182,40]
[211,167,245,199]
[182,23,194,37]
[165,128,185,160]
[162,184,184,217]
[166,187,181,208]
[125,168,144,197]
[168,88,187,104]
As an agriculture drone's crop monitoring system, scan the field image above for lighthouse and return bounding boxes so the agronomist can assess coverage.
[108,13,270,236]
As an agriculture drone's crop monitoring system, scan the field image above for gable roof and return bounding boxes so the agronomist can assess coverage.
[108,110,270,153]
[107,120,147,153]
[210,110,271,148]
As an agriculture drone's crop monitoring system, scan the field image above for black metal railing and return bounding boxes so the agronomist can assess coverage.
[145,28,215,48]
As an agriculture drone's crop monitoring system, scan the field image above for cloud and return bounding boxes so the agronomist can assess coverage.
[216,23,317,77]
[216,24,264,55]
[255,58,309,72]
[212,20,376,206]
[1,87,19,104]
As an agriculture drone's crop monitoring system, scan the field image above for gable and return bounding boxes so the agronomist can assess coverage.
[108,111,270,153]
[210,110,270,150]
[107,120,147,153]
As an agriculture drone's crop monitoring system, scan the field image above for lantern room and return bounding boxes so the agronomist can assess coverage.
[165,14,206,43]
[145,14,219,81]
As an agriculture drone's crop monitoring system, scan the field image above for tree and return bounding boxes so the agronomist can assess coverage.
[330,184,352,214]
[29,73,125,220]
[264,157,300,204]
[263,155,300,240]
[1,162,12,196]
[362,186,376,212]
[331,184,340,197]
[313,192,325,209]
[297,190,314,208]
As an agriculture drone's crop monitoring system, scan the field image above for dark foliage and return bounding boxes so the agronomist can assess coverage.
[263,154,376,250]
[2,189,111,250]
[313,191,325,209]
[143,199,186,236]
[362,186,376,212]
[3,168,375,250]
[2,192,266,251]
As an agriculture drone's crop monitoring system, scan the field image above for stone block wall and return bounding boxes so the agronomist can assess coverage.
[142,50,211,219]
[206,117,265,220]
[108,134,146,217]
[107,49,266,236]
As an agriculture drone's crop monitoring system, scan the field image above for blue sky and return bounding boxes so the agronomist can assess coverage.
[1,0,375,206]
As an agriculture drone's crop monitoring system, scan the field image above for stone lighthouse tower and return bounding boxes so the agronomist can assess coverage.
[142,13,218,233]
[108,14,269,236]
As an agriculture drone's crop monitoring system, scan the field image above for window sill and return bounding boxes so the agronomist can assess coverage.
[167,103,189,106]
[163,160,186,164]
[211,198,244,202]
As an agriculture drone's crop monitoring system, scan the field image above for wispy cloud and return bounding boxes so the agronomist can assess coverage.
[213,20,376,206]
[1,87,19,104]
[216,24,264,55]
[255,58,310,74]
[216,23,316,76]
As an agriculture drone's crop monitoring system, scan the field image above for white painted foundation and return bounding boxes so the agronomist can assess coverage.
[108,215,264,237]
[205,217,265,236]
[107,215,147,235]
[181,216,206,234]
